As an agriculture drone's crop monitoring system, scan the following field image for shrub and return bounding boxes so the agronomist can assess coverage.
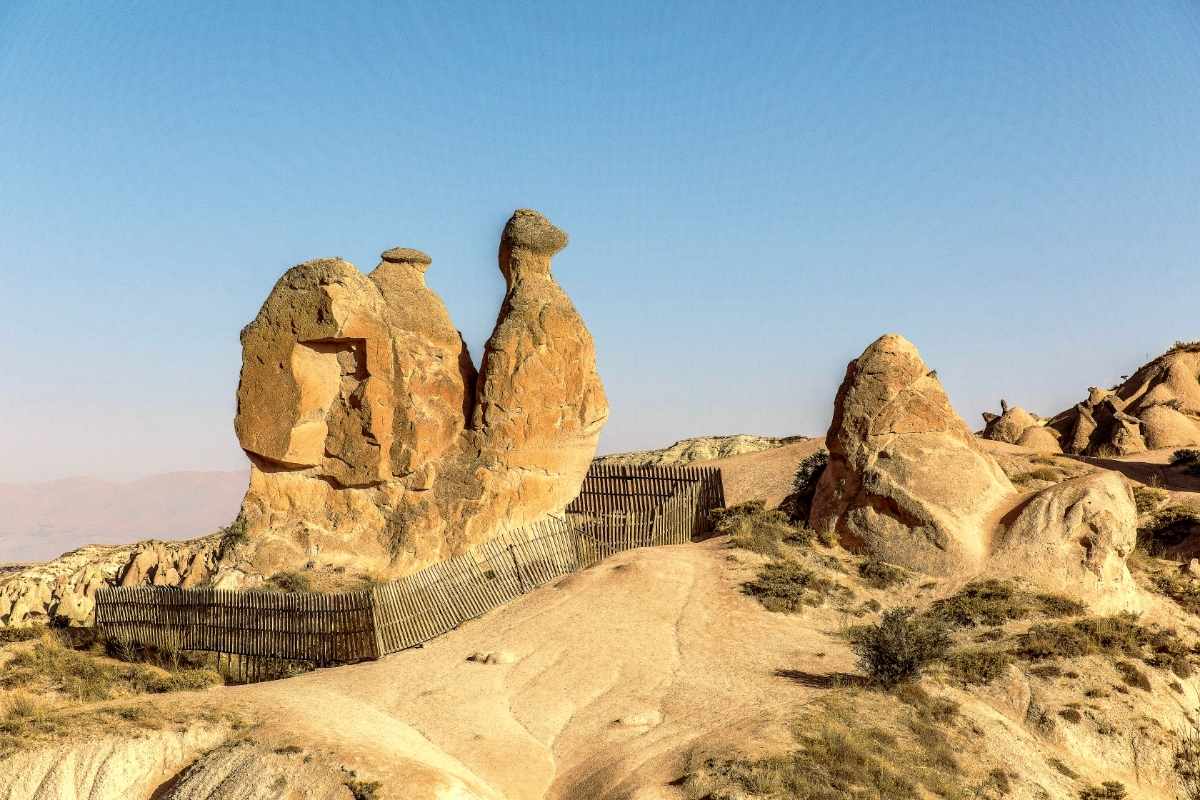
[1172,449,1200,477]
[1059,708,1082,724]
[715,501,808,555]
[265,571,313,593]
[1175,723,1200,800]
[1114,661,1152,691]
[743,561,850,613]
[857,559,908,590]
[945,648,1011,686]
[1133,485,1169,515]
[849,607,951,687]
[1012,614,1148,662]
[787,450,828,523]
[1079,782,1127,800]
[1138,506,1200,555]
[219,516,248,556]
[927,580,1081,628]
[0,625,47,645]
[344,778,383,800]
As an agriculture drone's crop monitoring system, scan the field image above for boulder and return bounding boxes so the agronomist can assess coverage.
[992,471,1137,609]
[981,403,1040,445]
[230,210,608,579]
[809,334,1015,573]
[1015,425,1062,454]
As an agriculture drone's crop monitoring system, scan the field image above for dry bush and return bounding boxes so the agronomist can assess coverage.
[715,501,810,556]
[849,608,951,687]
[945,647,1011,686]
[927,579,1084,628]
[1138,505,1200,556]
[1114,661,1152,691]
[1079,782,1127,800]
[1133,485,1170,515]
[265,570,313,593]
[857,559,908,590]
[1011,614,1195,678]
[742,560,851,613]
[0,631,220,702]
[1175,722,1200,800]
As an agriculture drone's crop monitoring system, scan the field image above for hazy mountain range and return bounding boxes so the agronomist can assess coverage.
[0,470,247,563]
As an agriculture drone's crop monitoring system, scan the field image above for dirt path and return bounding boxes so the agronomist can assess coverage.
[221,540,842,799]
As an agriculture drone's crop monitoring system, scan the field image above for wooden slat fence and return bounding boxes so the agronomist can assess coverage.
[566,463,724,539]
[95,464,724,672]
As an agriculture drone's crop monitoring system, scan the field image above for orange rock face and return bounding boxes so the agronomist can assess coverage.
[231,210,608,578]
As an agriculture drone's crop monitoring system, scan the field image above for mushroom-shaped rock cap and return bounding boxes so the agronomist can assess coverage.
[501,209,568,256]
[381,247,432,266]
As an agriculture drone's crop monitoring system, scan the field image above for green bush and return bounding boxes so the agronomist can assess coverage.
[787,449,829,523]
[850,608,951,687]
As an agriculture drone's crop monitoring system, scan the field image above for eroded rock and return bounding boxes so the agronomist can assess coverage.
[993,471,1138,610]
[809,334,1015,573]
[229,209,608,579]
[1048,344,1200,456]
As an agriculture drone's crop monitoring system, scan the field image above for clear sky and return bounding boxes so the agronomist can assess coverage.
[1,1,1198,482]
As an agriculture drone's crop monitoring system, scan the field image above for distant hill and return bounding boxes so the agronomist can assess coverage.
[0,470,247,563]
[596,434,808,468]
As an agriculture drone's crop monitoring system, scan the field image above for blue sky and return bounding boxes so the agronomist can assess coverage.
[1,1,1198,482]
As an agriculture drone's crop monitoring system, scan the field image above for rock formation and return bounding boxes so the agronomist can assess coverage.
[809,334,1016,573]
[980,401,1062,453]
[991,472,1137,609]
[1048,343,1200,457]
[810,334,1138,603]
[231,209,608,579]
[0,536,219,627]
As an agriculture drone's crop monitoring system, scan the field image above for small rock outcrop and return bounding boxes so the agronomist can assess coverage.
[231,210,608,579]
[809,334,1015,573]
[1048,344,1200,457]
[980,401,1061,453]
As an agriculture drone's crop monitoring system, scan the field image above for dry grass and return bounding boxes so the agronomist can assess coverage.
[1010,614,1195,678]
[927,579,1085,628]
[945,647,1012,686]
[715,501,811,556]
[0,630,221,703]
[681,690,973,800]
[1138,504,1200,556]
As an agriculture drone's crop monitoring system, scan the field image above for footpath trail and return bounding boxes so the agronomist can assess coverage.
[226,539,843,799]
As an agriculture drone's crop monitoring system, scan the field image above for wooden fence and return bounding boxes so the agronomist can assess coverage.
[567,463,725,538]
[95,465,725,674]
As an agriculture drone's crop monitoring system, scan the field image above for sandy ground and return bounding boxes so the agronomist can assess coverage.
[224,539,846,799]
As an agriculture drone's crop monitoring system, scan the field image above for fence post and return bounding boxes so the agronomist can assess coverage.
[508,544,526,593]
